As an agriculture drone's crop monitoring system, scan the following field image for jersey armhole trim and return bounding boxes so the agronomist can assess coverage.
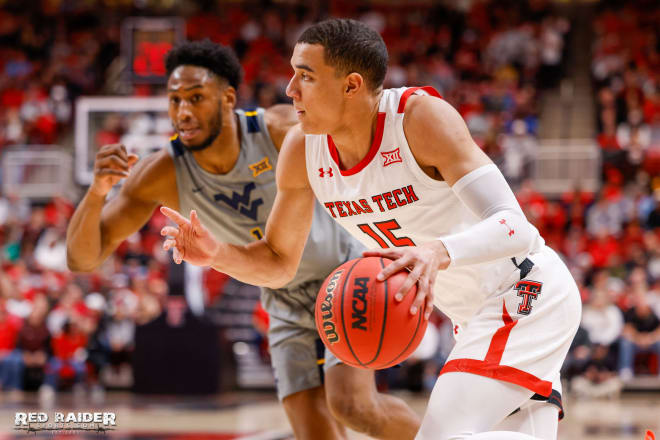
[394,86,449,189]
[170,136,185,157]
[397,86,443,113]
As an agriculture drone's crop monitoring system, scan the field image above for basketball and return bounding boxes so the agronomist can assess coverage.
[315,256,428,369]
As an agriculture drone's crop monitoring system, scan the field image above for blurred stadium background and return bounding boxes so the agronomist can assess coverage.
[0,0,658,438]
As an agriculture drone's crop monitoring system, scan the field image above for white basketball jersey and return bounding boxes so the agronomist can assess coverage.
[305,86,544,326]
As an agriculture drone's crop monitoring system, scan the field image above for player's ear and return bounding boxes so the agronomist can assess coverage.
[344,72,364,97]
[223,86,237,109]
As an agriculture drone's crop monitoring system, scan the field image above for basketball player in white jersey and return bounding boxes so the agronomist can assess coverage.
[160,19,582,440]
[67,40,421,440]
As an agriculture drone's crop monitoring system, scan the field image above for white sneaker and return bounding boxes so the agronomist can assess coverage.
[38,384,56,408]
[72,383,86,403]
[90,384,105,404]
[619,368,634,382]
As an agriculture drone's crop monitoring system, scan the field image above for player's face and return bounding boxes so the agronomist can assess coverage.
[167,66,224,151]
[286,43,346,134]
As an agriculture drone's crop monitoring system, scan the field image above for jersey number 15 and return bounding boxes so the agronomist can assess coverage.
[357,219,416,248]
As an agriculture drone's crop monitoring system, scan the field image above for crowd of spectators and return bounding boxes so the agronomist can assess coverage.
[0,0,658,401]
[0,195,168,402]
[557,0,660,398]
[592,0,660,184]
[0,0,569,188]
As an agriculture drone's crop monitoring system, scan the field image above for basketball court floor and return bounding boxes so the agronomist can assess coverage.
[0,390,657,439]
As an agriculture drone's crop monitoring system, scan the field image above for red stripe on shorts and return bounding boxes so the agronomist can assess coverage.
[484,301,516,364]
[439,299,553,397]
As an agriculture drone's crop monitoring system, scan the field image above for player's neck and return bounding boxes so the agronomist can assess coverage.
[191,113,241,174]
[330,92,382,170]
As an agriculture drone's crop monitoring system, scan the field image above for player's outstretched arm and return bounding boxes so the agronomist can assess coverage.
[161,124,314,288]
[66,145,174,272]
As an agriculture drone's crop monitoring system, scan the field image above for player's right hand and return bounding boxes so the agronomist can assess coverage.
[160,207,220,267]
[89,144,139,197]
[362,240,448,320]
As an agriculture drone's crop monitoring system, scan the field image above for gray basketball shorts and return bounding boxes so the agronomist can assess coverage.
[260,279,342,400]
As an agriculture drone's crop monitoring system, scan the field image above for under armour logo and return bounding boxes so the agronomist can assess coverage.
[319,167,333,178]
[381,148,402,166]
[499,219,515,236]
[214,182,263,221]
[515,280,542,315]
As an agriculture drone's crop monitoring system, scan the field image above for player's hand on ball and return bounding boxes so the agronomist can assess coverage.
[160,207,220,267]
[363,241,449,320]
[90,144,139,197]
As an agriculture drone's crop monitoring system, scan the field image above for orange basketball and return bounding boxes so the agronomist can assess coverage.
[315,256,428,369]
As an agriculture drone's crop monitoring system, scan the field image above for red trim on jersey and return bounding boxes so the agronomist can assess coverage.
[397,86,443,113]
[327,112,386,176]
[439,299,552,397]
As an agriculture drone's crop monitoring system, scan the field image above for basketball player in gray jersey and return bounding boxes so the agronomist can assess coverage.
[66,40,420,440]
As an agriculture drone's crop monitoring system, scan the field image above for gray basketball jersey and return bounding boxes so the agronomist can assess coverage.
[167,108,363,290]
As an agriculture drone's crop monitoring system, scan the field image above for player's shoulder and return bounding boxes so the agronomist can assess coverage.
[402,93,466,146]
[278,122,306,156]
[403,93,455,122]
[122,149,177,204]
[401,89,486,179]
[264,104,298,151]
[130,148,175,182]
[264,103,296,124]
[275,123,309,188]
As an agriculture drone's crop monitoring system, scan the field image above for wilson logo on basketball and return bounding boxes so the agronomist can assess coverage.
[381,148,402,166]
[319,270,343,344]
[315,257,429,370]
[351,277,369,331]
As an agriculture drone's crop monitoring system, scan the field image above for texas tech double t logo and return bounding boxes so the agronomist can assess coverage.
[514,280,543,315]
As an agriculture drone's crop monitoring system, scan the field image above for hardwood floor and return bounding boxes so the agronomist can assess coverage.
[0,391,657,439]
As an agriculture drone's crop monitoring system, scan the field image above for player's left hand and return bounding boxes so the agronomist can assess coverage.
[363,241,450,320]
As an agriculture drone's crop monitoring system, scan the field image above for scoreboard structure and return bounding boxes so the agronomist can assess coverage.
[121,17,185,84]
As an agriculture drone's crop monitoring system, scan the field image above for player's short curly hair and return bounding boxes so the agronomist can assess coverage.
[165,39,242,89]
[298,18,388,91]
